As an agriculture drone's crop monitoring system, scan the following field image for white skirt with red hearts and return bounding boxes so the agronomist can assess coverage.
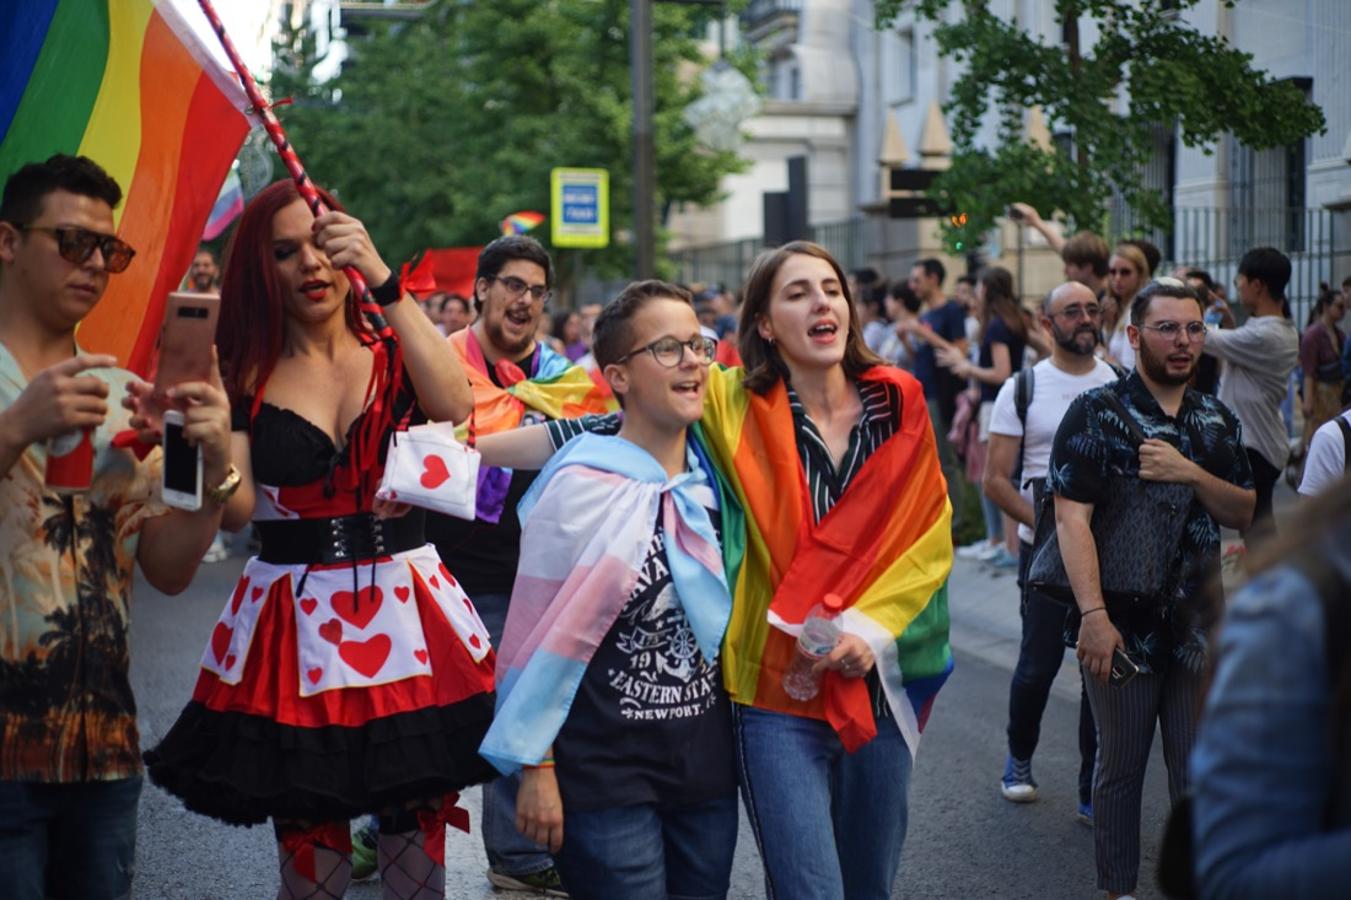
[143,544,499,826]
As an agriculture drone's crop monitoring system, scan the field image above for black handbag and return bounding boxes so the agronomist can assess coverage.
[1026,391,1194,612]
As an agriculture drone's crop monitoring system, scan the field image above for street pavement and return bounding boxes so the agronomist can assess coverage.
[130,479,1304,899]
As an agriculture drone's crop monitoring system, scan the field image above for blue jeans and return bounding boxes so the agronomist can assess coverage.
[0,776,142,900]
[475,591,554,876]
[734,704,912,900]
[1009,543,1096,805]
[554,795,739,900]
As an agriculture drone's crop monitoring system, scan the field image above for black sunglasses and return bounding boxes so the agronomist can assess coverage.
[19,225,136,274]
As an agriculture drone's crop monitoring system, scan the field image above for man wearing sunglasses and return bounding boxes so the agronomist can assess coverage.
[0,155,233,899]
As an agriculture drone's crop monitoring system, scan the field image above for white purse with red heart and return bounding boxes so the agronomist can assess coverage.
[375,419,480,520]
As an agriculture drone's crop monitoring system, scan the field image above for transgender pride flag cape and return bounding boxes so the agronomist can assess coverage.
[697,364,954,756]
[479,433,738,775]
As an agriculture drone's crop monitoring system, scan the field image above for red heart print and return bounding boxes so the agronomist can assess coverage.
[469,634,482,649]
[318,618,344,646]
[395,586,411,603]
[420,454,451,489]
[300,598,318,616]
[339,634,392,678]
[330,586,383,630]
[462,598,474,613]
[429,575,440,590]
[229,579,249,616]
[414,649,429,664]
[307,667,324,685]
[225,653,236,670]
[438,563,459,587]
[251,586,264,603]
[211,622,233,665]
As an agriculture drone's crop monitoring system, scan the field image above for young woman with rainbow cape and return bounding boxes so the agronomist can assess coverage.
[480,241,954,899]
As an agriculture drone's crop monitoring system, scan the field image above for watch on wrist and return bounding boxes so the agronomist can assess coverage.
[205,464,242,506]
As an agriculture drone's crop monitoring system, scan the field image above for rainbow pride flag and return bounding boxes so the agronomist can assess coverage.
[1,0,250,373]
[500,210,544,236]
[698,364,954,754]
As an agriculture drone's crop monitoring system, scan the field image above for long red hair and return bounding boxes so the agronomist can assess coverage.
[217,179,370,404]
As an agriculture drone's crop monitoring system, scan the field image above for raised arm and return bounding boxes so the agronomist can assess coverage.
[313,210,472,424]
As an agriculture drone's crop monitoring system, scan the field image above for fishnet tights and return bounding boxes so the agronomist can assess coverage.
[377,830,445,900]
[273,808,450,900]
[275,823,352,900]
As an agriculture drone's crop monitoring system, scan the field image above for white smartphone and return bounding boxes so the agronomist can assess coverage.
[162,409,203,511]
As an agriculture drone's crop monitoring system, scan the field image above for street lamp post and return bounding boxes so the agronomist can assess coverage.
[630,0,726,280]
[630,0,655,279]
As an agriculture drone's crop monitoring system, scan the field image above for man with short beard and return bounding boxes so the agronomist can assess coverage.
[1048,280,1254,900]
[427,235,611,897]
[186,246,218,293]
[983,282,1121,819]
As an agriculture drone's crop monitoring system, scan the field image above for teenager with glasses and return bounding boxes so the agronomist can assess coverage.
[430,235,614,897]
[482,280,739,900]
[0,154,233,900]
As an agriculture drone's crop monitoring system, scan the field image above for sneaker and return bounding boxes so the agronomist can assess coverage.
[988,547,1019,569]
[487,866,568,897]
[202,535,229,563]
[1000,754,1038,802]
[955,541,990,560]
[974,542,1003,562]
[1076,801,1094,827]
[350,815,379,881]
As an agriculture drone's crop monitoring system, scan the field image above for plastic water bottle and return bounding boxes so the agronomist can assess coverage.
[781,593,844,701]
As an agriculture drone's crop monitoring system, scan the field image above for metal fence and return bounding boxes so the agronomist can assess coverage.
[1118,206,1336,326]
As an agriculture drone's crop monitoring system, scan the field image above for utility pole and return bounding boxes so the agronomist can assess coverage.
[630,0,655,278]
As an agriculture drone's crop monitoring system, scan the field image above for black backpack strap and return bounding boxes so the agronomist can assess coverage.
[1015,366,1034,426]
[1098,389,1149,447]
[1338,417,1351,473]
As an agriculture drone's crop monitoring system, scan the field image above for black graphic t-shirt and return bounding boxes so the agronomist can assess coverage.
[554,499,736,812]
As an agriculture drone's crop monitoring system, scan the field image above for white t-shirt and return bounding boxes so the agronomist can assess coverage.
[1298,410,1351,497]
[988,357,1122,543]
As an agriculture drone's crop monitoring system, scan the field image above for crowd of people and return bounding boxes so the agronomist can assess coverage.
[1,151,1349,900]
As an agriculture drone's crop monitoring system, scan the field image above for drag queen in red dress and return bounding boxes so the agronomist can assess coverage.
[145,180,496,900]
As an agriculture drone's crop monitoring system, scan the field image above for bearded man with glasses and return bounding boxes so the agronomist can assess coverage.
[1047,279,1255,900]
[983,281,1124,824]
[0,155,233,899]
[428,235,613,897]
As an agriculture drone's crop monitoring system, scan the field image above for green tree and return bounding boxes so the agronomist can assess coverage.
[874,0,1325,251]
[268,0,746,288]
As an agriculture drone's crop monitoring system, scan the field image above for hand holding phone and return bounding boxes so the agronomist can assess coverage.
[149,292,220,427]
[161,409,203,511]
[1109,647,1140,687]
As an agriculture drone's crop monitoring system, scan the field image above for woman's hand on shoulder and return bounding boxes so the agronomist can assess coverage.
[312,211,391,288]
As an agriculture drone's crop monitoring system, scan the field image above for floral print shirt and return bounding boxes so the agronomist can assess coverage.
[1047,371,1253,673]
[0,344,164,782]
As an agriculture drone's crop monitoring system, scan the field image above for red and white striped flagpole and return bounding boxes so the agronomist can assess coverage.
[193,0,392,340]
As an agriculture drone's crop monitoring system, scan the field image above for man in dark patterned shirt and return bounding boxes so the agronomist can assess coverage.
[1047,279,1254,900]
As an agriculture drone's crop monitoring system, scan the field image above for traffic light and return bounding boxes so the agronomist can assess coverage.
[949,212,968,250]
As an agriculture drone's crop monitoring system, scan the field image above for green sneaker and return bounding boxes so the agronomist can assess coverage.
[350,816,379,882]
[486,865,568,896]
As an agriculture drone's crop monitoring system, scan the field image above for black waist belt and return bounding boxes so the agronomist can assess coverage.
[256,509,426,565]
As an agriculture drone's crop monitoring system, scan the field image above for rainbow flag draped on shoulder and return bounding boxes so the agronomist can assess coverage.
[1,0,250,374]
[697,364,954,755]
[449,328,617,521]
